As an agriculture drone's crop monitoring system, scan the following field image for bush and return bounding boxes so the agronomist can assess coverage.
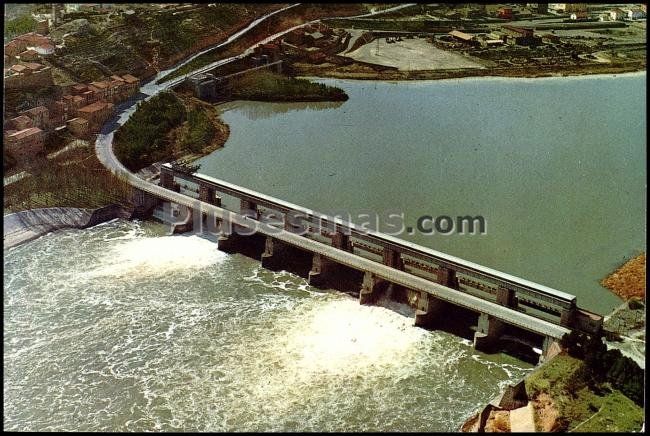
[563,331,645,406]
[230,71,348,102]
[5,14,37,39]
[180,109,215,153]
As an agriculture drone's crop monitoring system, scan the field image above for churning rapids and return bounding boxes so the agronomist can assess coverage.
[4,220,531,431]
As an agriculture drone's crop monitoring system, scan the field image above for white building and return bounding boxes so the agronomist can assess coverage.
[64,4,81,13]
[609,8,626,21]
[627,8,646,20]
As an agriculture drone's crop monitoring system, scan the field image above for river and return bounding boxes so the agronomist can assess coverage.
[4,220,531,431]
[197,73,647,316]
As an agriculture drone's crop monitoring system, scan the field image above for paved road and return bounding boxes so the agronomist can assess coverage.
[95,3,568,340]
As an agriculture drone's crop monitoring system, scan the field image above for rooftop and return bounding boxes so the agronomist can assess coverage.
[449,30,475,41]
[78,101,114,113]
[90,81,110,89]
[11,115,32,124]
[23,106,49,116]
[8,127,43,140]
[68,117,89,125]
[122,74,139,84]
[18,49,39,57]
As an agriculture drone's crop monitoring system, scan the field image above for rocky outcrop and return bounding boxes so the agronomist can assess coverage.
[461,380,530,432]
[3,204,131,250]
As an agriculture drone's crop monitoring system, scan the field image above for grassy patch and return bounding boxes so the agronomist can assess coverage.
[4,13,37,39]
[3,148,133,213]
[525,355,585,397]
[570,389,644,432]
[230,71,348,102]
[526,354,644,432]
[179,109,216,153]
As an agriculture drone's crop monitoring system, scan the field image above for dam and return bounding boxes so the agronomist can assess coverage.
[133,162,605,363]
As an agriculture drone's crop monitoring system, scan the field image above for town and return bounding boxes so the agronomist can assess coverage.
[4,3,647,173]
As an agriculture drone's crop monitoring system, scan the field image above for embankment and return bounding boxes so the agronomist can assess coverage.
[3,204,131,250]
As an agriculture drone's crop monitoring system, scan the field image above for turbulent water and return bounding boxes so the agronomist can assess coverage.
[4,220,531,431]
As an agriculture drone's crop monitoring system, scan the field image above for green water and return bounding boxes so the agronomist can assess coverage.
[3,220,531,431]
[198,74,647,315]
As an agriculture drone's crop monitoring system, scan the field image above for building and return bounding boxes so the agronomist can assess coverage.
[34,43,55,56]
[69,83,89,95]
[17,49,39,61]
[542,33,561,44]
[89,80,111,101]
[3,32,53,57]
[627,8,646,20]
[448,30,478,46]
[120,74,140,96]
[549,3,584,13]
[21,106,50,129]
[76,101,115,131]
[5,127,45,163]
[478,35,505,48]
[570,11,589,20]
[497,7,513,19]
[36,19,49,34]
[501,25,542,46]
[10,115,34,131]
[66,117,90,138]
[4,62,53,89]
[62,94,87,112]
[609,8,626,21]
[254,42,282,62]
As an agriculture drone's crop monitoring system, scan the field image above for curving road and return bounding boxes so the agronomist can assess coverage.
[95,3,570,340]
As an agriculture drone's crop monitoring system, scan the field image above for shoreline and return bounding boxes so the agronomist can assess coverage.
[302,68,646,85]
[293,63,645,84]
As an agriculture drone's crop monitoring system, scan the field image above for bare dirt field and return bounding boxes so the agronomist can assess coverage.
[344,37,485,70]
[601,252,646,300]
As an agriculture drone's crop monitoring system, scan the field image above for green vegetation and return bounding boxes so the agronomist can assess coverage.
[158,3,368,83]
[230,71,348,102]
[526,354,584,398]
[180,109,215,153]
[3,148,133,213]
[525,354,644,432]
[4,14,37,39]
[54,4,272,82]
[560,331,644,405]
[114,92,186,170]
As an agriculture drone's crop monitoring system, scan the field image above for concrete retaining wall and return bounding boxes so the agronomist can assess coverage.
[3,204,131,250]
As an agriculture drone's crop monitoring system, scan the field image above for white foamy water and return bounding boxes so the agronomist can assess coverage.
[286,299,427,374]
[4,220,532,432]
[86,234,227,278]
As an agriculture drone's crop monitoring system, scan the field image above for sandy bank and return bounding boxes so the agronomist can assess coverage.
[3,204,131,250]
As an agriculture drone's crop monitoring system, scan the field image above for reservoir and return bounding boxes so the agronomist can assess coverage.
[198,73,647,315]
